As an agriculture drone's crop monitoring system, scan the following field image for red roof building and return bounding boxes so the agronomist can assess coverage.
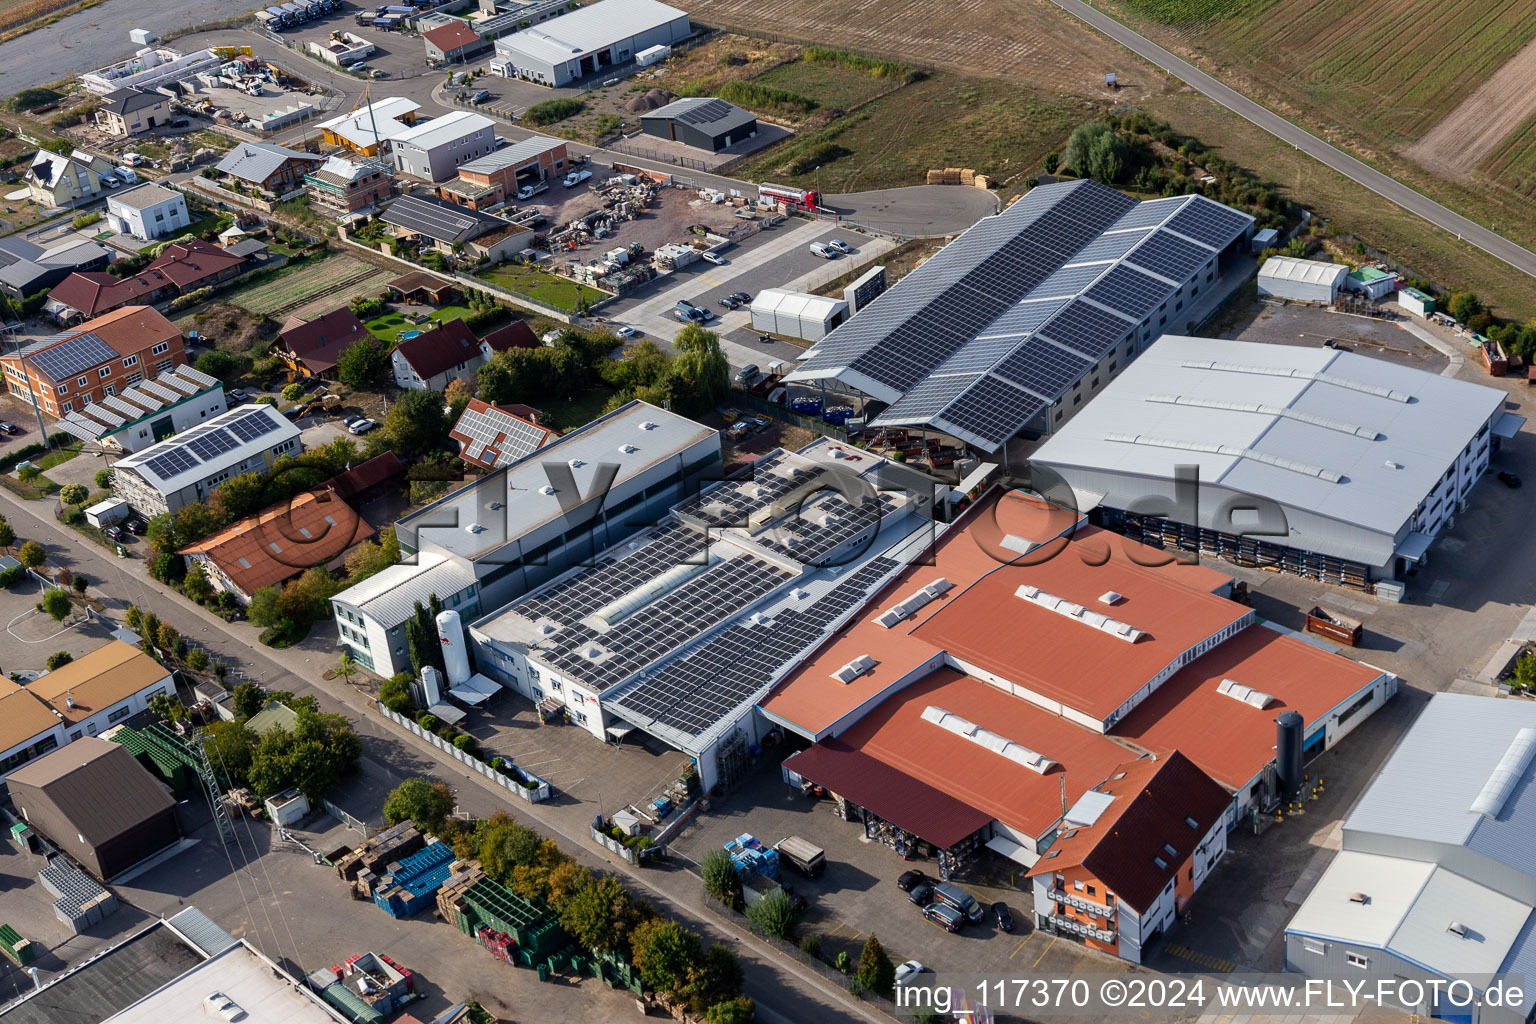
[277,307,368,379]
[1025,751,1232,962]
[478,321,539,356]
[324,451,405,501]
[422,20,485,63]
[390,318,483,392]
[449,397,558,471]
[47,240,246,320]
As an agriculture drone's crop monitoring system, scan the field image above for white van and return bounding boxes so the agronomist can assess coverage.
[808,242,838,259]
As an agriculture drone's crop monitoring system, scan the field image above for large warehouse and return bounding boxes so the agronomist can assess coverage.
[1285,694,1536,1024]
[492,0,691,87]
[1256,255,1349,303]
[1030,336,1521,590]
[640,97,758,152]
[785,179,1255,452]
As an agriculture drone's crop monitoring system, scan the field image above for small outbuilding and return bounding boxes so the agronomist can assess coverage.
[8,739,182,880]
[1346,266,1399,301]
[750,288,849,342]
[1399,287,1435,318]
[1256,256,1348,304]
[639,97,758,153]
[1250,227,1279,254]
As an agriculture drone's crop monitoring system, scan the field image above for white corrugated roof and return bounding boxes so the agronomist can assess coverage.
[496,0,685,65]
[1257,255,1349,287]
[1286,850,1431,946]
[751,288,846,321]
[392,110,494,152]
[318,97,421,147]
[113,403,299,492]
[332,552,476,626]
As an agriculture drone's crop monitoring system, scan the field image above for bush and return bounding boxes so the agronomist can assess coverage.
[702,848,744,908]
[45,650,72,670]
[170,287,215,312]
[718,80,816,116]
[744,888,795,940]
[856,934,895,998]
[71,574,86,594]
[380,672,413,714]
[524,97,584,125]
[17,540,44,568]
[41,588,71,622]
[94,468,111,490]
[71,211,102,230]
[799,933,822,958]
[6,87,62,112]
[187,648,209,672]
[59,483,88,506]
[383,777,455,834]
[453,733,476,752]
[280,383,305,402]
[16,465,39,483]
[802,46,920,82]
[417,712,439,731]
[0,565,21,588]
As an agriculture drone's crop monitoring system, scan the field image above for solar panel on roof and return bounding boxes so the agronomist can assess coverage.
[993,337,1091,396]
[1033,261,1111,298]
[29,332,118,383]
[186,429,239,461]
[1085,264,1174,320]
[1036,299,1136,359]
[1125,229,1214,282]
[675,99,732,125]
[144,448,198,480]
[1074,228,1151,263]
[227,410,280,442]
[1164,198,1252,248]
[938,375,1044,441]
[1107,196,1188,231]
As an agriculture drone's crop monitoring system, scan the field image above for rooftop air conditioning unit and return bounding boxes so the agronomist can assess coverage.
[569,459,585,468]
[465,523,485,534]
[1348,892,1369,904]
[487,501,504,511]
[1447,921,1468,937]
[539,485,556,495]
[618,444,637,453]
[640,421,657,430]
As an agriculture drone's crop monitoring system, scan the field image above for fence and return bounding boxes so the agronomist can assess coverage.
[375,702,552,803]
[588,824,658,865]
[731,389,846,439]
[320,797,373,838]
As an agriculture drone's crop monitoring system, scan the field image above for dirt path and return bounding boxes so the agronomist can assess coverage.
[1403,34,1536,182]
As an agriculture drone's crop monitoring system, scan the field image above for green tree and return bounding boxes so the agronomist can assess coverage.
[95,468,111,490]
[149,691,184,723]
[631,918,701,998]
[59,483,88,506]
[45,650,72,670]
[275,567,338,624]
[345,528,400,581]
[248,586,282,628]
[0,521,14,549]
[336,652,357,685]
[175,501,214,544]
[195,350,238,381]
[156,621,180,651]
[701,848,744,908]
[379,672,414,714]
[16,465,38,483]
[704,996,754,1024]
[559,874,633,952]
[856,934,895,999]
[479,817,544,881]
[383,389,451,457]
[281,383,305,403]
[686,945,745,1014]
[671,325,730,414]
[187,647,210,672]
[744,888,795,941]
[183,561,213,602]
[124,604,142,630]
[337,337,389,388]
[208,473,271,526]
[17,540,44,568]
[145,513,177,554]
[71,574,86,595]
[41,588,71,622]
[1086,126,1131,183]
[1514,653,1536,692]
[204,720,256,787]
[140,611,160,647]
[1448,291,1484,324]
[247,708,361,799]
[383,777,455,833]
[233,681,267,720]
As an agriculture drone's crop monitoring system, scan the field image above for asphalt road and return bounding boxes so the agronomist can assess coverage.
[1049,0,1536,279]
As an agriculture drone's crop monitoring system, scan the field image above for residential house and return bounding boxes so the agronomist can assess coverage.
[380,195,532,262]
[423,20,490,63]
[0,237,111,300]
[276,307,369,380]
[179,491,375,604]
[390,111,497,182]
[106,182,190,241]
[391,317,483,391]
[478,320,538,358]
[317,97,420,156]
[449,397,558,471]
[1,305,186,418]
[94,88,172,137]
[46,239,247,320]
[215,142,324,197]
[443,137,568,209]
[304,156,392,217]
[27,149,110,207]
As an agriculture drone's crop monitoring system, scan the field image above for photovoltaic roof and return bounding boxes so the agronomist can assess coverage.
[787,180,1255,450]
[26,332,118,383]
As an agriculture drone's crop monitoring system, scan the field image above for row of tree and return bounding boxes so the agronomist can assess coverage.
[383,778,753,1022]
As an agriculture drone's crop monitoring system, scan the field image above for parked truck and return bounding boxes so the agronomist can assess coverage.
[1306,606,1363,647]
[516,180,549,201]
[280,2,308,21]
[759,182,821,212]
[774,836,825,879]
[255,9,282,28]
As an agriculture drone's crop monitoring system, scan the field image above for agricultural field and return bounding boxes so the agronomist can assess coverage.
[0,0,91,34]
[284,269,394,321]
[226,254,384,317]
[750,60,895,112]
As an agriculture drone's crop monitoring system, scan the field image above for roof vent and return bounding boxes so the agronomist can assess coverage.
[569,458,585,468]
[1185,816,1199,829]
[876,577,955,628]
[831,654,877,684]
[1216,678,1274,709]
[1448,921,1468,937]
[1016,585,1145,642]
[540,623,556,635]
[640,421,657,430]
[619,444,638,454]
[1349,892,1369,904]
[1099,591,1123,605]
[539,485,557,496]
[1384,459,1400,469]
[202,993,247,1022]
[921,705,1058,773]
[487,501,504,510]
[465,523,485,534]
[1470,727,1536,818]
[1153,856,1168,870]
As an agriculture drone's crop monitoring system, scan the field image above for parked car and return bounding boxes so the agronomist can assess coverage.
[729,291,751,305]
[99,174,120,188]
[228,388,249,403]
[342,415,362,429]
[994,902,1014,932]
[827,238,853,254]
[897,870,928,892]
[923,903,963,932]
[563,168,593,188]
[470,88,491,103]
[701,252,727,266]
[348,417,377,435]
[614,325,638,338]
[1500,471,1522,489]
[0,421,16,434]
[102,526,122,540]
[735,364,760,386]
[719,295,744,310]
[125,518,147,535]
[809,242,839,259]
[894,961,927,986]
[906,882,934,906]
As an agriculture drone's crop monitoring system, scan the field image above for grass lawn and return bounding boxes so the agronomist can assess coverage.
[475,265,607,313]
[32,446,78,472]
[545,386,618,432]
[365,303,475,344]
[750,60,894,111]
[182,210,234,239]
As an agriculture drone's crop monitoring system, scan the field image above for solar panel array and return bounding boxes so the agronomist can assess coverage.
[610,556,903,739]
[513,522,707,626]
[1085,264,1175,320]
[227,410,282,443]
[754,492,897,565]
[1125,230,1212,282]
[384,196,486,242]
[144,447,199,480]
[672,452,828,529]
[538,553,794,693]
[674,98,734,126]
[28,332,118,383]
[1165,200,1254,248]
[453,404,549,467]
[131,407,286,484]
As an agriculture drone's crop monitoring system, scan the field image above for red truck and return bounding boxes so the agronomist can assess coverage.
[759,183,822,212]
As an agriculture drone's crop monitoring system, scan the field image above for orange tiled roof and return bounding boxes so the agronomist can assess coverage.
[178,491,374,595]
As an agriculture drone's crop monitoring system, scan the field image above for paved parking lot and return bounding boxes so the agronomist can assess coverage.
[1215,299,1450,373]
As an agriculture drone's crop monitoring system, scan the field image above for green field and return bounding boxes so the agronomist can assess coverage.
[750,60,893,111]
[475,265,606,313]
[227,255,380,315]
[1109,0,1271,24]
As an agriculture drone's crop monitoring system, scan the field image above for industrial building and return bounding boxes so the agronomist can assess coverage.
[1030,336,1521,590]
[317,96,421,155]
[442,137,570,209]
[761,489,1395,908]
[80,47,220,95]
[105,182,189,241]
[491,0,691,86]
[1256,256,1348,303]
[110,403,301,518]
[785,179,1255,451]
[640,97,758,152]
[331,401,718,677]
[468,437,936,791]
[1285,694,1536,1024]
[390,110,497,182]
[8,739,182,880]
[750,288,849,342]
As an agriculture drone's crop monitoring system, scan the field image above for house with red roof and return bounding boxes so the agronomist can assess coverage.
[390,317,484,391]
[422,20,488,64]
[46,240,246,321]
[277,307,368,380]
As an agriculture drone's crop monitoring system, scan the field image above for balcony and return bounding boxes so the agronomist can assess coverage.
[1048,913,1116,945]
[1051,886,1116,919]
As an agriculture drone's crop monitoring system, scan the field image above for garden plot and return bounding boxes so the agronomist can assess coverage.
[226,254,383,316]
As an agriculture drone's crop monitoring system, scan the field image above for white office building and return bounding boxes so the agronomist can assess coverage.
[106,182,190,241]
[390,110,496,182]
[1030,336,1522,589]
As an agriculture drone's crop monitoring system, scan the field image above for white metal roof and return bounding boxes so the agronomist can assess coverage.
[332,552,477,627]
[751,288,847,321]
[105,942,346,1024]
[1389,867,1532,979]
[1257,255,1349,287]
[1032,336,1504,554]
[1286,850,1432,946]
[495,0,685,65]
[458,136,565,175]
[113,403,298,492]
[391,110,494,152]
[318,97,420,147]
[395,400,716,561]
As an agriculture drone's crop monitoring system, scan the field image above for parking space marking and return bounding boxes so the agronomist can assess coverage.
[1008,936,1031,960]
[1030,935,1057,968]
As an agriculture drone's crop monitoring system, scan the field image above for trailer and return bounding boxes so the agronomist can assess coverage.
[372,15,400,28]
[1306,606,1363,647]
[774,836,825,879]
[759,183,821,212]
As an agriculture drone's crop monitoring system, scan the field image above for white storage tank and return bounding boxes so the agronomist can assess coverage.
[436,610,471,687]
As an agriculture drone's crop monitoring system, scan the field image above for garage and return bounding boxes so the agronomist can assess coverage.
[639,97,759,153]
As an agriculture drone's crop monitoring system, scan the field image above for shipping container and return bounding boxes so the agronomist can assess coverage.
[1306,606,1363,647]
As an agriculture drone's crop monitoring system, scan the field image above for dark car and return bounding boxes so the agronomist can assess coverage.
[1500,471,1522,489]
[923,903,963,933]
[994,902,1014,932]
[125,518,147,535]
[719,295,743,310]
[102,526,121,540]
[906,882,934,906]
[897,870,928,892]
[729,291,751,304]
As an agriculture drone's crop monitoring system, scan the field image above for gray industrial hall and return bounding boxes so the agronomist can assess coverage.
[640,98,758,152]
[491,0,691,87]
